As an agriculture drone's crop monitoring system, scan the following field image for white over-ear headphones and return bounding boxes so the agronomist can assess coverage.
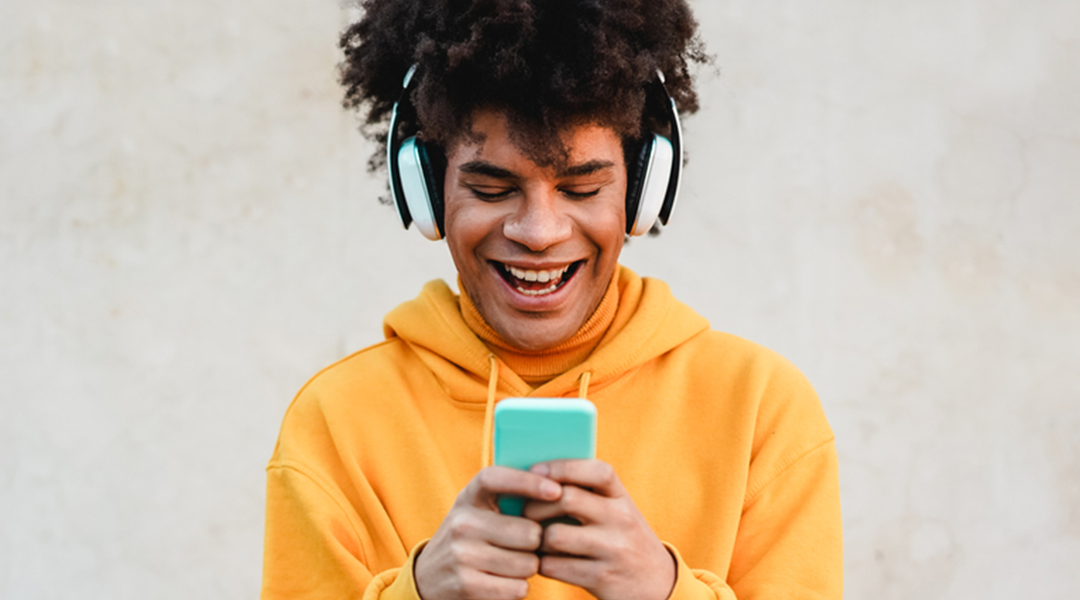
[387,65,683,240]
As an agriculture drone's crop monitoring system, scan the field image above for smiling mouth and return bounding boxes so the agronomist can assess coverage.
[495,261,583,296]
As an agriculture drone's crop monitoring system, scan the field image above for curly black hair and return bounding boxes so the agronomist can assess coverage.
[340,0,709,171]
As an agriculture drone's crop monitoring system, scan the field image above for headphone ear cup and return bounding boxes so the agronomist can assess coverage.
[416,141,445,237]
[626,134,673,236]
[398,137,443,240]
[624,137,652,235]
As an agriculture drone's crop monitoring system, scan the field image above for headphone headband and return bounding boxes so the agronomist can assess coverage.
[387,65,419,229]
[654,75,683,225]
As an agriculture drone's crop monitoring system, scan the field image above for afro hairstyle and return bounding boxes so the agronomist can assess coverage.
[340,0,709,172]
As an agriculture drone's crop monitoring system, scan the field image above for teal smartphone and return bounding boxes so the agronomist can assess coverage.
[493,397,597,516]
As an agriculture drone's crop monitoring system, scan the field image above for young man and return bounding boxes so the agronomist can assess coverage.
[261,2,842,599]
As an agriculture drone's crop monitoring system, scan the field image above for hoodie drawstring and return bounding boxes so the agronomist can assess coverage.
[481,355,499,469]
[577,370,592,400]
[481,360,593,470]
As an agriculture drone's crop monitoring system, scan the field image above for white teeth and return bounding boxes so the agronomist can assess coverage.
[505,264,569,285]
[518,282,560,296]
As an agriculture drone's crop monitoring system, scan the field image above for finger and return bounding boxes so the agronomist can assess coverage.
[445,569,532,600]
[463,466,563,509]
[520,498,565,523]
[486,549,541,580]
[522,484,608,526]
[416,537,535,600]
[530,459,626,498]
[476,509,546,551]
[440,503,544,552]
[452,542,541,580]
[537,553,599,589]
[539,521,605,558]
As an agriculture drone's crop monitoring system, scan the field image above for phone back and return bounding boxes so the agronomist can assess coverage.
[493,398,597,515]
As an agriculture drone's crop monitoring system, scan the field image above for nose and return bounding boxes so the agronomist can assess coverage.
[502,188,572,251]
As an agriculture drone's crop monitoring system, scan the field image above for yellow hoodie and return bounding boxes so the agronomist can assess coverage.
[262,267,842,600]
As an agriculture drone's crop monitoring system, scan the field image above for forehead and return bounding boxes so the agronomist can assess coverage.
[446,109,625,171]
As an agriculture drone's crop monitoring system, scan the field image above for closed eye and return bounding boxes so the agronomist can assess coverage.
[561,188,601,200]
[470,186,515,201]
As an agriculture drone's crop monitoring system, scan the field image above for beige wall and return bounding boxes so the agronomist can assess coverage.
[2,1,1078,597]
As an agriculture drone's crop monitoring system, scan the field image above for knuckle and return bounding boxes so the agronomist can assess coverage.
[612,501,635,523]
[596,562,619,588]
[545,460,563,478]
[542,525,558,547]
[597,461,615,484]
[543,525,565,550]
[561,486,582,511]
[447,542,472,566]
[512,579,530,600]
[524,521,543,549]
[454,489,470,506]
[525,553,540,576]
[458,570,487,600]
[456,572,477,600]
[538,556,555,578]
[445,571,467,598]
[447,513,477,540]
[610,534,633,556]
[475,468,495,490]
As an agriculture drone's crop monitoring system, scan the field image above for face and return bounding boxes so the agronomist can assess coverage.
[443,110,627,351]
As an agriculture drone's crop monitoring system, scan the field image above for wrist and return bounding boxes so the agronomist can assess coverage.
[657,543,678,600]
[410,540,432,600]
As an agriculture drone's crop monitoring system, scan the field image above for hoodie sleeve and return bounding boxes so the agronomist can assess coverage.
[656,331,843,600]
[261,462,423,600]
[663,438,843,600]
[662,544,738,600]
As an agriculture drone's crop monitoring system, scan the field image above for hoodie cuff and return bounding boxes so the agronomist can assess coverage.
[362,540,429,600]
[663,542,737,600]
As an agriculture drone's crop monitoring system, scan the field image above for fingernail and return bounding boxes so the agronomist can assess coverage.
[540,480,560,498]
[530,463,550,476]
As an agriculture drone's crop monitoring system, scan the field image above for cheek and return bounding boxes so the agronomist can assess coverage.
[589,196,628,252]
[442,201,471,266]
[444,200,499,266]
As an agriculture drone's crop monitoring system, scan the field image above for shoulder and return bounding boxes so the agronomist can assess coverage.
[299,338,416,399]
[269,338,421,463]
[671,328,833,460]
[290,338,416,411]
[675,329,818,400]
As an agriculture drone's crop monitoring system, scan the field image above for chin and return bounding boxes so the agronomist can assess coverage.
[498,314,581,352]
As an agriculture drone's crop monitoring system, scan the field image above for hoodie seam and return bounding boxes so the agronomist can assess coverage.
[588,299,704,384]
[272,339,402,456]
[422,288,507,392]
[266,459,371,565]
[743,436,836,507]
[553,300,669,389]
[531,281,709,397]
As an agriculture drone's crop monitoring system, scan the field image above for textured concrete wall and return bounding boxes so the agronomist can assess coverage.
[2,1,1078,598]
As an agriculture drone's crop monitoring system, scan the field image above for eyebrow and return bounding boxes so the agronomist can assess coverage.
[457,159,617,179]
[558,160,616,177]
[458,161,516,179]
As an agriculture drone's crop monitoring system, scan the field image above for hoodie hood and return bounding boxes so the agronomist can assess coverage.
[383,265,710,404]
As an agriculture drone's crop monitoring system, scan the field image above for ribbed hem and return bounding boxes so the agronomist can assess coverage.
[663,542,738,600]
[362,540,429,600]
